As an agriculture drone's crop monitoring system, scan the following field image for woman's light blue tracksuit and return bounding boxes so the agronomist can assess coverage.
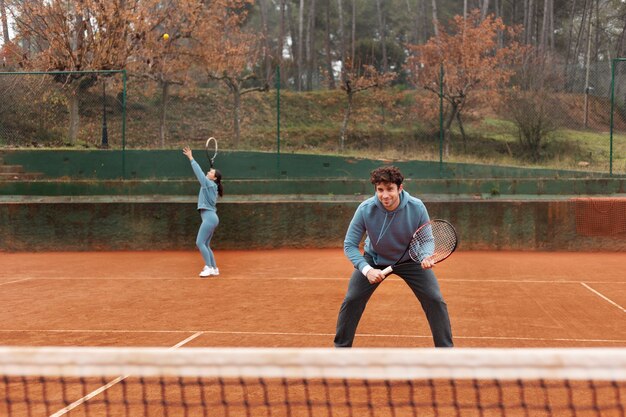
[190,159,219,268]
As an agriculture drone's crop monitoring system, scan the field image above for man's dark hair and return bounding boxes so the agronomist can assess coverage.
[370,166,404,186]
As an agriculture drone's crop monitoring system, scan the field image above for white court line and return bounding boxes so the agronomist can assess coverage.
[49,331,203,417]
[0,278,30,286]
[581,282,626,313]
[4,276,626,284]
[3,328,624,344]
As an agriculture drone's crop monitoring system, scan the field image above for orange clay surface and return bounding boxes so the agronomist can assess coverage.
[0,249,624,349]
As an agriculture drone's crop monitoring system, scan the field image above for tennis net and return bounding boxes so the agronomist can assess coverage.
[1,346,625,417]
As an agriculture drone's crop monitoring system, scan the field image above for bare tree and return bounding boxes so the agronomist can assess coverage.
[339,63,395,151]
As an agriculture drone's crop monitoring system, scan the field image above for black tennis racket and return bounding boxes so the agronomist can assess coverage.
[205,137,218,168]
[381,219,458,276]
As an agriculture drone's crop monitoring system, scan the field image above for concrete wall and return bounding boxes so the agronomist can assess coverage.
[2,196,624,252]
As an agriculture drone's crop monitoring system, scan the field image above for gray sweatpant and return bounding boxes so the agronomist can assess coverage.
[334,257,453,348]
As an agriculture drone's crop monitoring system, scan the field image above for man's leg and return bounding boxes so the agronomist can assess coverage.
[395,263,454,347]
[334,268,379,347]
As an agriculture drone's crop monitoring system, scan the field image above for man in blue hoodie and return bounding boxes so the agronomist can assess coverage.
[334,166,453,347]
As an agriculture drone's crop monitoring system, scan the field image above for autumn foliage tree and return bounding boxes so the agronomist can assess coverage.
[12,0,141,144]
[10,0,256,147]
[405,10,525,156]
[191,0,267,148]
[127,0,206,146]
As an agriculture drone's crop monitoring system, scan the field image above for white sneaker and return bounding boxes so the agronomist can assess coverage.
[211,267,219,276]
[199,266,212,277]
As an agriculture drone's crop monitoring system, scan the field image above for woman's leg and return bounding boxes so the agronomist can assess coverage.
[196,210,219,267]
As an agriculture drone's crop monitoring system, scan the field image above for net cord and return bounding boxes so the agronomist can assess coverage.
[1,347,625,381]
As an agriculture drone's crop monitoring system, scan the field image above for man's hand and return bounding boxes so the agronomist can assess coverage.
[365,268,386,284]
[421,257,436,269]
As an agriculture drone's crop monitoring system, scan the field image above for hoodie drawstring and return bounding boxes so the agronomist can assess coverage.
[376,212,396,245]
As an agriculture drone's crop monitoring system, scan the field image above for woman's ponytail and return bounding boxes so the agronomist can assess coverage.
[214,169,224,197]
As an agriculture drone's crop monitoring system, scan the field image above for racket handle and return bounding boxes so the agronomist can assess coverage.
[381,266,393,276]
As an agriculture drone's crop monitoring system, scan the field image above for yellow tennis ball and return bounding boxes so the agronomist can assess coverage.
[163,33,169,41]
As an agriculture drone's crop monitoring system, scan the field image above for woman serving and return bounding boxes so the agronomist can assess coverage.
[183,146,223,277]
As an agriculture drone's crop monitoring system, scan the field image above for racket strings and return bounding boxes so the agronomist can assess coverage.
[408,222,457,263]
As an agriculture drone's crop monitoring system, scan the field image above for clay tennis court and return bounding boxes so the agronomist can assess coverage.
[1,249,624,349]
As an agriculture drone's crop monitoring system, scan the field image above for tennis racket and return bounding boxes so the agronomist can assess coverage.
[205,137,218,168]
[382,219,458,276]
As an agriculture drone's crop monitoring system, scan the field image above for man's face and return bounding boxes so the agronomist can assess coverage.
[375,182,403,211]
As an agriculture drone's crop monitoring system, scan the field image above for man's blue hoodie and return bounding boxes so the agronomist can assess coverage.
[344,189,430,271]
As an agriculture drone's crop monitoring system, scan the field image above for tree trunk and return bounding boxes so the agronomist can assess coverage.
[159,81,169,147]
[583,2,592,128]
[614,19,626,102]
[375,0,387,72]
[305,0,317,90]
[68,91,80,144]
[431,0,439,38]
[539,0,550,54]
[324,0,336,89]
[232,85,242,148]
[287,1,299,87]
[340,90,353,151]
[75,7,85,66]
[297,0,305,91]
[496,0,504,47]
[563,0,577,90]
[257,0,273,84]
[419,0,427,43]
[456,111,467,152]
[411,0,419,44]
[524,0,534,45]
[480,0,490,20]
[0,0,10,44]
[336,0,345,81]
[614,11,626,59]
[351,0,356,65]
[548,0,554,51]
[279,0,286,86]
[379,102,386,152]
[443,103,457,158]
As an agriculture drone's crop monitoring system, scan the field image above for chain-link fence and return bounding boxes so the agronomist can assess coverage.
[1,65,624,175]
[0,71,126,148]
